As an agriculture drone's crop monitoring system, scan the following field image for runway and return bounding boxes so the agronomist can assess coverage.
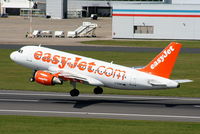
[0,90,200,122]
[0,44,200,53]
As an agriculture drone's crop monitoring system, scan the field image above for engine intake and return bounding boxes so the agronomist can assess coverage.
[34,70,63,85]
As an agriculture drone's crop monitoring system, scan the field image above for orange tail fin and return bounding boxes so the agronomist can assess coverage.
[137,42,182,78]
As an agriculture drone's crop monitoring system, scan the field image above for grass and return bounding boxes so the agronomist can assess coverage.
[0,115,200,134]
[1,49,200,97]
[81,40,200,48]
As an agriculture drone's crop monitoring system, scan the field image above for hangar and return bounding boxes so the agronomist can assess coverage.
[0,0,164,18]
[47,0,163,19]
[0,0,33,15]
[0,0,45,16]
[112,1,200,40]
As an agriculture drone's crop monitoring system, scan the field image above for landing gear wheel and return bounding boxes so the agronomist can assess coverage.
[70,89,80,97]
[94,86,103,94]
[29,77,35,82]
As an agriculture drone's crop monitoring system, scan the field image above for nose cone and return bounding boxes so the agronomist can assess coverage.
[10,51,17,61]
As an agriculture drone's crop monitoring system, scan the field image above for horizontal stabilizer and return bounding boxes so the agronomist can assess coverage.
[174,79,193,83]
[133,66,145,69]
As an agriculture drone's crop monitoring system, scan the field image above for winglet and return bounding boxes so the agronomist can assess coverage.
[137,42,182,78]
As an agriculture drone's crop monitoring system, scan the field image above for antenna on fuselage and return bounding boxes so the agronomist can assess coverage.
[39,44,42,47]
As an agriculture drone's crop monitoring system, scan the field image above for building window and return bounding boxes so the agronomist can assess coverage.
[134,26,154,34]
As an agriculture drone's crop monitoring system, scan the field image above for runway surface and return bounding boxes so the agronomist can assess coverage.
[0,90,200,122]
[0,44,200,53]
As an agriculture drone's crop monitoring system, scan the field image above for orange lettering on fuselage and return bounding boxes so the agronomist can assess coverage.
[42,53,51,63]
[87,62,96,72]
[68,57,81,69]
[52,55,60,64]
[33,51,126,80]
[34,51,43,60]
[58,57,71,69]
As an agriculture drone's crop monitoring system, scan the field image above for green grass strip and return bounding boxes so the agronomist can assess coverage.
[81,40,200,48]
[0,115,200,134]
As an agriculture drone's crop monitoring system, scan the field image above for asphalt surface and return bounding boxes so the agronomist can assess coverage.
[0,44,200,53]
[0,90,200,122]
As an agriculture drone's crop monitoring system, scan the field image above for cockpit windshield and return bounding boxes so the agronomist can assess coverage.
[18,49,23,53]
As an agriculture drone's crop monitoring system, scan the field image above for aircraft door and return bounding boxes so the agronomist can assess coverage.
[26,54,32,62]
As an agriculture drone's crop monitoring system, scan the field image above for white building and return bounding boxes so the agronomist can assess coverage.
[45,0,164,19]
[1,0,33,15]
[169,0,200,4]
[0,0,45,16]
[67,0,164,18]
[46,0,67,19]
[112,2,200,40]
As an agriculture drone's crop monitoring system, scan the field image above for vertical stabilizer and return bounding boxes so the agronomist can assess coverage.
[137,42,182,78]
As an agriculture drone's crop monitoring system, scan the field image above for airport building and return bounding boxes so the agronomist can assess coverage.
[1,0,200,40]
[0,0,164,18]
[112,0,200,40]
[47,0,164,19]
[46,0,67,19]
[0,0,33,15]
[0,0,45,16]
[67,0,164,18]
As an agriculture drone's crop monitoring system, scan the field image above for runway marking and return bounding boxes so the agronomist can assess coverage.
[194,105,200,108]
[0,92,200,101]
[0,99,38,102]
[0,109,200,120]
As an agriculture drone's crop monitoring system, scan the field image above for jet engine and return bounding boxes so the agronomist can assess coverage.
[34,70,63,85]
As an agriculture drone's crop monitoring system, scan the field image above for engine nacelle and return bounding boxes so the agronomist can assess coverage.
[34,70,63,86]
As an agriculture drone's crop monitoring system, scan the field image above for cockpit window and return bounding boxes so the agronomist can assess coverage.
[18,49,23,53]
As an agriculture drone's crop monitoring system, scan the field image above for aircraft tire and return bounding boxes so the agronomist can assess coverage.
[70,89,80,97]
[94,86,103,94]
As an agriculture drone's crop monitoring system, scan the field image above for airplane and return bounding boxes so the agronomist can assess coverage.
[10,42,192,97]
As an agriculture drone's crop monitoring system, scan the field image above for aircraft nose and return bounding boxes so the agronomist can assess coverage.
[10,51,17,61]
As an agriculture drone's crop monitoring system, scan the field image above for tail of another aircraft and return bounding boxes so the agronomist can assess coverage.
[137,42,182,78]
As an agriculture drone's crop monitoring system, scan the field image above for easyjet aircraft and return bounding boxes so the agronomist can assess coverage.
[10,42,192,96]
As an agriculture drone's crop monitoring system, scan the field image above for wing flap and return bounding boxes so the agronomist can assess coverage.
[48,66,104,86]
[60,72,104,86]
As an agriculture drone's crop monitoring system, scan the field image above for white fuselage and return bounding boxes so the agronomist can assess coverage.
[10,46,179,90]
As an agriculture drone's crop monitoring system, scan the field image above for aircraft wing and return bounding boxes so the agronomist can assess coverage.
[48,67,104,86]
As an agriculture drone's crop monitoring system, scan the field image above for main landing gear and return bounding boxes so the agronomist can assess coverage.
[69,81,103,97]
[70,89,80,97]
[70,81,80,97]
[93,86,103,94]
